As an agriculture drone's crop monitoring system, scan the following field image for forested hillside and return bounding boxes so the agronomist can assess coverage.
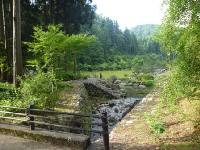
[0,0,166,82]
[78,17,166,71]
[131,24,158,37]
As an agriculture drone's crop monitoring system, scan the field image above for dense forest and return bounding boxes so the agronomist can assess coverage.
[0,0,166,87]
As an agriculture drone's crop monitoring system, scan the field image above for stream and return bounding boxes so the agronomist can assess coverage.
[90,97,143,141]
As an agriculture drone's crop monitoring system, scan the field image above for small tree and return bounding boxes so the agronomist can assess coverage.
[64,34,97,74]
[26,24,66,71]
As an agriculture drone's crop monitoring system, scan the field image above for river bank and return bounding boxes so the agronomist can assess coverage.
[88,72,200,150]
[88,87,161,150]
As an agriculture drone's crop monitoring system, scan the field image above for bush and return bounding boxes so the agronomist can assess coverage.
[17,71,59,109]
[137,73,153,81]
[128,79,136,84]
[145,80,154,86]
[56,71,76,81]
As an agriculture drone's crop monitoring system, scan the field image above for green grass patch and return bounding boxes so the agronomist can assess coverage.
[84,70,133,79]
[161,142,200,149]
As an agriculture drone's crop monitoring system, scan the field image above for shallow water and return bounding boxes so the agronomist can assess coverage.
[90,97,143,141]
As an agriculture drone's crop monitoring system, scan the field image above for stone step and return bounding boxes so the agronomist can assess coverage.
[0,122,90,150]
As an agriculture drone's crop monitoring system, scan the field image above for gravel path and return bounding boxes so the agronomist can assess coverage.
[0,134,72,150]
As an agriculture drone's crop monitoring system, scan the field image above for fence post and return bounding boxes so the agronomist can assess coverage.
[29,104,35,130]
[101,112,109,150]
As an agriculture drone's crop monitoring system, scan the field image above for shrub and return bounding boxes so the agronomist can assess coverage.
[56,71,76,81]
[145,80,154,86]
[137,73,153,81]
[17,71,59,109]
[128,79,136,84]
[145,113,165,134]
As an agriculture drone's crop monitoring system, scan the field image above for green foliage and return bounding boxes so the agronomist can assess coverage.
[137,73,153,81]
[145,113,165,134]
[25,24,66,70]
[56,71,76,81]
[18,70,59,109]
[128,79,136,84]
[150,120,165,134]
[159,0,200,100]
[145,80,154,87]
[0,71,62,109]
[64,34,97,52]
[131,24,158,38]
[161,143,200,150]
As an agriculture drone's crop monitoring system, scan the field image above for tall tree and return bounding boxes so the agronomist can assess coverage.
[13,0,23,87]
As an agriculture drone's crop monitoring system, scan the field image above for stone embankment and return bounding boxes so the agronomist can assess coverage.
[83,78,126,99]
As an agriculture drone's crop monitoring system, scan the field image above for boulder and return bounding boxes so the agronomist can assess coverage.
[139,85,146,89]
[114,80,121,84]
[120,89,125,93]
[99,80,107,84]
[105,83,111,88]
[110,75,117,84]
[108,101,115,107]
[133,83,139,88]
[110,84,120,90]
[108,116,117,123]
[114,108,119,113]
[119,83,127,86]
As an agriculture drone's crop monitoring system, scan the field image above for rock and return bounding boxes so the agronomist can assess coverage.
[120,89,125,93]
[114,108,119,113]
[110,75,117,84]
[114,80,121,84]
[119,83,127,86]
[109,116,117,123]
[125,120,134,126]
[133,83,139,88]
[127,83,133,86]
[109,101,115,107]
[105,83,111,88]
[120,93,126,98]
[110,84,120,90]
[99,80,107,84]
[139,85,146,89]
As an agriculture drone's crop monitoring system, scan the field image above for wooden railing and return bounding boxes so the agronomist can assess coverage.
[0,105,110,150]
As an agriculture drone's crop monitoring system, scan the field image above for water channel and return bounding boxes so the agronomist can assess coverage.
[90,86,152,141]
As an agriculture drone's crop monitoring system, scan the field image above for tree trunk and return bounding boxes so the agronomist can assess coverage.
[13,0,23,88]
[2,0,11,81]
[0,0,5,80]
[7,0,13,82]
[50,0,53,24]
[43,0,47,27]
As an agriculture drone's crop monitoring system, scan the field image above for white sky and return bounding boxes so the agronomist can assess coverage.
[92,0,166,30]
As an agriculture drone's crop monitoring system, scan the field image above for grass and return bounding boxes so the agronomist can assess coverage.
[83,70,133,79]
[161,142,200,150]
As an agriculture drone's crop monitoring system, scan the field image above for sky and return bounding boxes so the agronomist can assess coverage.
[92,0,166,30]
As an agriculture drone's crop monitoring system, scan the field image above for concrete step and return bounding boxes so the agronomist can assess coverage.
[0,122,90,150]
